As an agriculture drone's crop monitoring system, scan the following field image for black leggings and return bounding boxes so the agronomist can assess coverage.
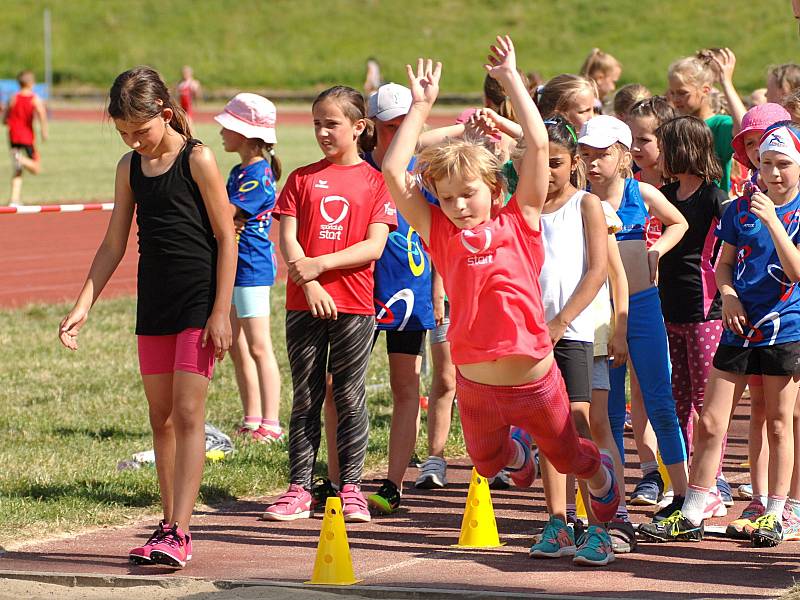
[286,310,375,488]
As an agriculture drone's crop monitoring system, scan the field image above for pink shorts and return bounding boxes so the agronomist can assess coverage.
[137,328,215,379]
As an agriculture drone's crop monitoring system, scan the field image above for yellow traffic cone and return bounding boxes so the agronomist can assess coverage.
[454,468,505,548]
[305,497,362,585]
[657,452,672,491]
[576,488,588,521]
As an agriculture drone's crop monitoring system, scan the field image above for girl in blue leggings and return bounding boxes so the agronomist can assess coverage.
[577,115,690,521]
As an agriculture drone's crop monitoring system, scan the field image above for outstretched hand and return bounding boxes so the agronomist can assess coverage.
[484,35,517,81]
[406,58,442,107]
[708,47,737,84]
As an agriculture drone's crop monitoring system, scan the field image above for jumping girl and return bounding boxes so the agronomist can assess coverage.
[59,66,237,568]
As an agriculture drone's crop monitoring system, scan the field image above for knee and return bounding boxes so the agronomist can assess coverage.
[390,376,421,406]
[170,399,204,432]
[766,418,791,445]
[648,401,680,432]
[148,406,172,432]
[696,411,726,443]
[431,369,456,398]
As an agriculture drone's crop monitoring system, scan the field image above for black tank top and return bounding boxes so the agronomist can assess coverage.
[130,139,217,335]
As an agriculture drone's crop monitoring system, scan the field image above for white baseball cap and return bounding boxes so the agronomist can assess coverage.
[367,83,412,121]
[578,115,632,149]
[214,93,277,144]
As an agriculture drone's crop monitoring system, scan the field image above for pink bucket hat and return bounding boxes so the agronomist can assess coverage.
[732,103,790,169]
[214,93,277,144]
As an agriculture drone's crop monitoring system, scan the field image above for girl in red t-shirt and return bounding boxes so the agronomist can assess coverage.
[383,37,621,565]
[262,86,397,524]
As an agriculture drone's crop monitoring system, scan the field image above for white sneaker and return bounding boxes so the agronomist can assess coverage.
[415,456,447,489]
[703,486,728,519]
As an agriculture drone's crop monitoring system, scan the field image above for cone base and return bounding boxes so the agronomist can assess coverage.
[452,542,506,549]
[305,578,363,585]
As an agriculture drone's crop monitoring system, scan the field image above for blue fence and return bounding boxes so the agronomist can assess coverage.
[0,80,49,105]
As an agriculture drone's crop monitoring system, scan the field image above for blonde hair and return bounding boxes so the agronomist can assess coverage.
[414,138,504,199]
[769,63,800,101]
[580,48,621,79]
[535,74,597,120]
[668,56,715,89]
[613,83,651,119]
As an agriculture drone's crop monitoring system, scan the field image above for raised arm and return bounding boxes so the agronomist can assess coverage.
[382,59,441,242]
[59,154,136,349]
[710,48,746,134]
[484,35,548,228]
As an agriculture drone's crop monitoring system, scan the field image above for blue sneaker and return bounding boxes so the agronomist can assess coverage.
[573,525,615,566]
[530,516,576,558]
[507,427,536,488]
[630,470,664,506]
[716,476,734,507]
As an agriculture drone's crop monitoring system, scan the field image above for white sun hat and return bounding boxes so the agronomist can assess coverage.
[214,93,277,143]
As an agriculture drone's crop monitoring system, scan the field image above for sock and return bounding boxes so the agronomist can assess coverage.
[506,437,526,470]
[766,495,787,518]
[682,485,709,526]
[260,418,281,434]
[243,416,260,430]
[641,461,659,476]
[615,504,629,520]
[588,463,612,498]
[757,494,768,507]
[788,497,800,518]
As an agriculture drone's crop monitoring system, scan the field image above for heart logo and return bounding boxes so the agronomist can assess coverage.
[460,229,492,254]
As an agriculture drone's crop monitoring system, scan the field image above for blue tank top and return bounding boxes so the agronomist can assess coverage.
[615,178,648,241]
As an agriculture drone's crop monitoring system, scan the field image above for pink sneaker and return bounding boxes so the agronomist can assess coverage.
[261,484,313,521]
[589,454,621,523]
[128,520,168,565]
[252,426,284,444]
[149,523,192,568]
[339,484,371,523]
[507,427,537,488]
[703,487,728,519]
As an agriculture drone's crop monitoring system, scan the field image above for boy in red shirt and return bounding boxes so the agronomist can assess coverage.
[4,70,48,206]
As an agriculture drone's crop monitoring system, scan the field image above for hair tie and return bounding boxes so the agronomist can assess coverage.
[565,123,578,144]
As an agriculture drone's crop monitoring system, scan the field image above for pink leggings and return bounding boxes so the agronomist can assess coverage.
[456,360,601,479]
[666,320,726,474]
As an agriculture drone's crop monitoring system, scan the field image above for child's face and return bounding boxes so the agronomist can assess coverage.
[579,144,628,185]
[547,142,575,195]
[374,115,405,152]
[629,115,660,170]
[594,66,622,101]
[114,113,169,156]
[564,89,597,130]
[435,174,498,230]
[312,98,365,160]
[742,130,763,169]
[220,127,246,153]
[766,75,786,104]
[759,151,800,197]
[668,76,706,116]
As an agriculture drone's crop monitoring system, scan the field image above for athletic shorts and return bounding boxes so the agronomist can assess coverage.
[10,143,36,160]
[592,355,611,391]
[373,329,427,356]
[137,327,215,379]
[713,341,800,376]
[553,339,593,403]
[232,285,271,319]
[430,302,450,345]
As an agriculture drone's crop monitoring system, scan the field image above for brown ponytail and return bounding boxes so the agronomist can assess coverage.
[312,85,376,153]
[483,71,529,122]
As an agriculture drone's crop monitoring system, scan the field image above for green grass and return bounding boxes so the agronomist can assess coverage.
[0,288,465,546]
[2,120,318,204]
[3,1,799,96]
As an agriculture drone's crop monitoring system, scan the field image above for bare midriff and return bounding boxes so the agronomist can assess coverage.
[458,352,555,386]
[619,238,655,296]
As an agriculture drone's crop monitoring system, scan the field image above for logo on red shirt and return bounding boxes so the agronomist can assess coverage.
[461,229,494,265]
[319,195,349,240]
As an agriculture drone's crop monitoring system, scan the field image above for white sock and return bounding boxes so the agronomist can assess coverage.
[588,462,612,498]
[682,485,709,526]
[641,460,659,476]
[506,438,526,470]
[758,494,768,507]
[766,495,787,518]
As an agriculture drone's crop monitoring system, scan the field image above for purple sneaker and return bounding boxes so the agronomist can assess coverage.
[129,519,168,565]
[507,427,537,488]
[340,484,371,523]
[149,523,192,568]
[589,453,620,523]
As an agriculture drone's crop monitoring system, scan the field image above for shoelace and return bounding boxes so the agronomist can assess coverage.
[580,528,610,553]
[160,527,184,550]
[660,510,686,529]
[145,524,166,546]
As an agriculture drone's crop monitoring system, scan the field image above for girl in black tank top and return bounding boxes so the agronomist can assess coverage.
[58,67,237,567]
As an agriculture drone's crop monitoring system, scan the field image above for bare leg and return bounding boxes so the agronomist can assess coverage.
[749,384,769,499]
[142,373,176,523]
[426,340,456,458]
[239,314,281,423]
[386,353,422,486]
[229,307,261,419]
[762,375,800,498]
[540,455,567,521]
[590,388,626,512]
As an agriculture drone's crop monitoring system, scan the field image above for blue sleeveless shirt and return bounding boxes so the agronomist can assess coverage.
[615,178,648,241]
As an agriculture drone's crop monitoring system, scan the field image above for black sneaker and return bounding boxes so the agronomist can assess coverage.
[653,495,685,522]
[630,471,664,506]
[367,479,401,514]
[751,513,783,547]
[311,478,338,510]
[638,510,704,542]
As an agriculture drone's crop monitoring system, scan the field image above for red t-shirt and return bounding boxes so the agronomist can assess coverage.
[425,196,552,365]
[7,93,36,146]
[277,159,396,314]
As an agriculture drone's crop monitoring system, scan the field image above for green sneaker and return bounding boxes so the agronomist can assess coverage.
[529,516,576,558]
[573,525,615,566]
[367,479,401,514]
[751,513,783,548]
[638,510,704,543]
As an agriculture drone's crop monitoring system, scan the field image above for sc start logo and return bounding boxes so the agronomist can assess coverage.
[319,195,349,240]
[461,229,494,265]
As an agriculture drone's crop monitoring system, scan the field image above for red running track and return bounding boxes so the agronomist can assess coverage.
[0,211,286,308]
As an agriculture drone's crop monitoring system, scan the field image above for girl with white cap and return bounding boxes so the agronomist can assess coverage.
[640,122,800,548]
[215,93,283,444]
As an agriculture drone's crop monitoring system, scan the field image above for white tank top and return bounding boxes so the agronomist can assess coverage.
[539,190,594,343]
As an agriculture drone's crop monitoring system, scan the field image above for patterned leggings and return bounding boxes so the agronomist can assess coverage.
[666,320,726,474]
[286,310,375,488]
